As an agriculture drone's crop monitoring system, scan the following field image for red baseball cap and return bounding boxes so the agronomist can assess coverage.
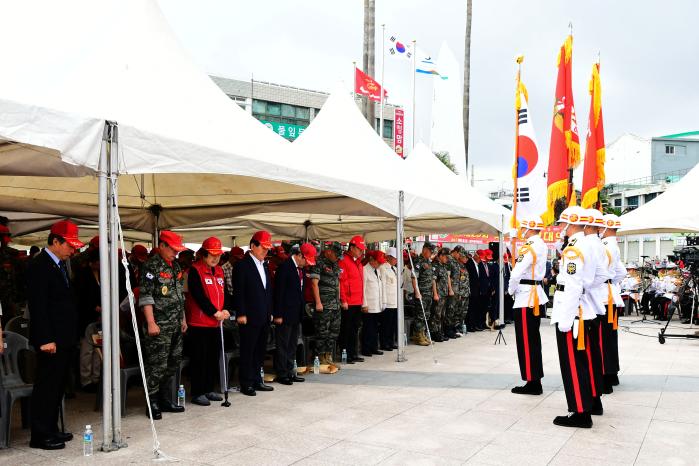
[50,220,84,249]
[231,246,245,259]
[159,230,187,252]
[485,249,493,259]
[252,230,273,249]
[349,235,366,251]
[202,236,223,256]
[300,243,317,266]
[476,249,487,257]
[374,250,386,264]
[131,244,149,262]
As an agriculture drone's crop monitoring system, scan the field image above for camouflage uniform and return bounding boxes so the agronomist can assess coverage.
[445,256,462,329]
[457,260,471,328]
[139,254,185,396]
[430,259,449,338]
[412,255,434,335]
[0,245,26,321]
[308,255,341,354]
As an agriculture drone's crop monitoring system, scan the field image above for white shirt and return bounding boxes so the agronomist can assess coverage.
[379,262,398,309]
[551,231,596,331]
[582,233,614,316]
[251,254,267,289]
[602,236,627,306]
[508,234,549,308]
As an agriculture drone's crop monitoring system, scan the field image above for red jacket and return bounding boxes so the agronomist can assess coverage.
[185,260,225,328]
[339,254,364,306]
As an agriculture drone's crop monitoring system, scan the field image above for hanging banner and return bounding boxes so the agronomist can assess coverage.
[394,108,405,158]
[428,226,563,250]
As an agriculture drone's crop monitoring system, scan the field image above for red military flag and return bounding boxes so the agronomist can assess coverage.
[581,63,605,209]
[354,67,387,103]
[544,34,580,225]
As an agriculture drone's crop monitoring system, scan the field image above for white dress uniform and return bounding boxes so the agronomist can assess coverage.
[582,233,613,317]
[509,234,549,309]
[600,235,626,381]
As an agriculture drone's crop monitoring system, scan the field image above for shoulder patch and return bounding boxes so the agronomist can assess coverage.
[567,262,577,275]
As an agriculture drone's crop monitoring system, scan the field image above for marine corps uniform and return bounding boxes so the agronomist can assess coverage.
[412,247,436,345]
[308,246,342,363]
[601,214,626,389]
[430,254,450,341]
[139,253,186,404]
[457,254,471,332]
[445,253,462,338]
[508,218,548,395]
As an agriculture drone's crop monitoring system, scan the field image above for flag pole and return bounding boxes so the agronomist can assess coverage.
[411,39,417,156]
[352,60,357,104]
[511,55,524,265]
[379,23,386,142]
[566,23,574,206]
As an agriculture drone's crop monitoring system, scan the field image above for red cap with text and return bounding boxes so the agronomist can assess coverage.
[159,230,187,252]
[50,220,85,249]
[252,230,273,249]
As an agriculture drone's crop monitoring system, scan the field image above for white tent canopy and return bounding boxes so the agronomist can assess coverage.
[619,163,699,235]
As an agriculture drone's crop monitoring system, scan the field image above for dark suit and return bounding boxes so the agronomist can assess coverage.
[232,253,273,388]
[477,261,490,327]
[272,257,304,379]
[27,250,78,442]
[487,261,499,321]
[465,259,480,330]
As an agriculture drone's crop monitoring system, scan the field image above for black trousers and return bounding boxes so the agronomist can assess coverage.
[274,322,299,379]
[466,294,481,329]
[339,305,362,358]
[556,324,593,414]
[600,309,620,375]
[238,323,269,388]
[31,348,71,442]
[514,306,544,382]
[380,307,397,348]
[585,317,604,399]
[504,294,515,322]
[188,326,220,398]
[361,312,379,353]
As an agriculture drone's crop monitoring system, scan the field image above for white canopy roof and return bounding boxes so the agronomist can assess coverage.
[619,163,699,235]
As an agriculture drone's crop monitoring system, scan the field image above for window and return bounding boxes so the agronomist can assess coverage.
[614,198,622,207]
[252,100,266,114]
[645,192,658,203]
[665,144,686,156]
[374,118,394,139]
[252,99,311,141]
[626,195,639,210]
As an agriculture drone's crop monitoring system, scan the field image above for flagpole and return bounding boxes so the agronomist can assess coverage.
[512,55,523,265]
[566,23,574,206]
[352,60,357,104]
[379,23,386,142]
[411,39,417,156]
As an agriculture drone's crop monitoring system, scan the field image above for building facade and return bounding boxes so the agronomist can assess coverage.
[210,75,398,144]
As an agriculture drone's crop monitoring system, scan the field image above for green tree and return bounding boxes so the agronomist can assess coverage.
[434,151,458,174]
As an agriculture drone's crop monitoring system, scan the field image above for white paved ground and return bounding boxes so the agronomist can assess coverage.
[4,316,699,465]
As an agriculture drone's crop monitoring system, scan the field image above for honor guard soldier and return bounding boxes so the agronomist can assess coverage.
[309,242,343,367]
[411,242,437,346]
[140,230,188,420]
[508,216,548,395]
[582,209,613,407]
[551,206,597,428]
[601,214,626,390]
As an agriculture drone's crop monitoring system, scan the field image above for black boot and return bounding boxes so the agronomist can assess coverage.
[147,399,162,420]
[511,380,543,395]
[610,374,620,386]
[553,412,592,428]
[159,396,185,413]
[591,396,603,416]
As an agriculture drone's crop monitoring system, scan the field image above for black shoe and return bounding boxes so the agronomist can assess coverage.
[682,319,691,324]
[591,397,603,416]
[254,383,274,392]
[241,386,257,396]
[473,327,484,332]
[159,398,185,413]
[277,377,293,385]
[292,376,305,382]
[147,400,162,420]
[603,376,614,394]
[51,432,73,442]
[442,334,450,341]
[511,381,543,395]
[345,359,356,364]
[610,374,619,386]
[392,345,398,349]
[451,332,462,339]
[191,394,211,406]
[351,356,365,363]
[30,438,65,450]
[380,346,394,351]
[372,350,384,355]
[361,352,373,357]
[553,412,592,428]
[206,392,223,401]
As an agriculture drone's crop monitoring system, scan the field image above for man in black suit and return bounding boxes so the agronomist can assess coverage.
[464,252,480,332]
[232,231,274,396]
[273,243,317,385]
[476,251,492,329]
[27,220,84,450]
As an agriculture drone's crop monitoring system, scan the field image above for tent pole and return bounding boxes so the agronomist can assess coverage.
[396,191,406,362]
[108,123,124,447]
[498,218,505,324]
[98,123,113,452]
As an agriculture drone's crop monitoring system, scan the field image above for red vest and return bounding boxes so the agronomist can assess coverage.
[185,260,225,328]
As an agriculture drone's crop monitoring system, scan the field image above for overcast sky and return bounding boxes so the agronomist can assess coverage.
[158,0,699,193]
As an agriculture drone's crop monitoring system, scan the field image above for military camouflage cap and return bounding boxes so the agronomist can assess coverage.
[324,241,344,255]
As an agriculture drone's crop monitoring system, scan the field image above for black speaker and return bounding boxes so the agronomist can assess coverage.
[488,241,499,257]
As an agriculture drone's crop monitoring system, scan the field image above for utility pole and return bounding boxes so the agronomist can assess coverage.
[363,0,376,130]
[462,0,473,179]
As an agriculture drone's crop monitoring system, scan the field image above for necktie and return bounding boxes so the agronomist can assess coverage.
[297,267,304,288]
[59,261,69,286]
[374,269,379,278]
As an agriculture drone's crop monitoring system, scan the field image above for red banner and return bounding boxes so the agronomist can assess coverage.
[428,226,563,250]
[394,108,405,158]
[354,67,386,103]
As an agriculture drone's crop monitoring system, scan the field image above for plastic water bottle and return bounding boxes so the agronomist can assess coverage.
[293,360,298,377]
[83,425,93,457]
[313,356,320,375]
[341,349,348,364]
[260,367,265,382]
[462,323,467,335]
[403,333,408,346]
[177,384,185,408]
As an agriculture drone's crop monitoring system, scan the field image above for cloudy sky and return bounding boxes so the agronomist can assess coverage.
[158,0,699,193]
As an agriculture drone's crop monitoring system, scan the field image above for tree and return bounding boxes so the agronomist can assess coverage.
[434,151,458,174]
[462,0,473,177]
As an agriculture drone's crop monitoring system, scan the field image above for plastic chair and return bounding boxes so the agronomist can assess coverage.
[0,331,34,449]
[4,316,30,339]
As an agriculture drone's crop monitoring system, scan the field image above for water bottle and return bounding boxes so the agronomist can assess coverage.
[83,425,93,457]
[313,356,320,375]
[462,323,467,335]
[341,349,348,364]
[293,359,298,377]
[260,367,265,382]
[177,384,185,408]
[403,333,408,347]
